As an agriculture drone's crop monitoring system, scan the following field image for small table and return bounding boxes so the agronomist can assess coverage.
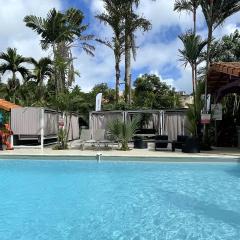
[155,140,176,152]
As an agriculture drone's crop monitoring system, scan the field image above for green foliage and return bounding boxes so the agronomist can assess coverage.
[54,128,68,150]
[179,31,207,68]
[107,116,140,150]
[24,7,94,94]
[186,80,204,136]
[200,0,240,31]
[133,74,180,109]
[0,48,31,103]
[174,0,200,13]
[208,30,240,62]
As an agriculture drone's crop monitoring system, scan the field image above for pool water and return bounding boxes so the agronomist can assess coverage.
[0,160,239,240]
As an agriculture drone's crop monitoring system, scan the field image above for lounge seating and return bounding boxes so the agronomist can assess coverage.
[135,128,156,139]
[95,129,114,150]
[155,135,169,150]
[79,129,96,150]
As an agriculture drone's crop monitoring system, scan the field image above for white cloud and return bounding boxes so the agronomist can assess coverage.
[1,0,239,94]
[0,0,61,59]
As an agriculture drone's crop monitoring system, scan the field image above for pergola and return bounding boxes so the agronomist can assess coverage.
[0,99,21,111]
[208,62,240,102]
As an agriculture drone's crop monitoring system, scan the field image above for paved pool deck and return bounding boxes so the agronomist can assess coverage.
[0,145,239,161]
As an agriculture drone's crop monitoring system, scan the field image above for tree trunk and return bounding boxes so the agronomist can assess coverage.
[203,1,214,144]
[193,7,198,91]
[52,43,59,95]
[191,63,197,137]
[193,8,197,35]
[204,26,213,113]
[124,33,131,104]
[12,72,16,104]
[115,56,120,104]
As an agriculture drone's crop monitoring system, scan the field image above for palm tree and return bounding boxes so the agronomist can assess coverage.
[0,48,30,103]
[174,0,200,91]
[179,31,207,94]
[179,31,207,135]
[29,57,53,102]
[121,1,151,104]
[24,8,94,93]
[200,0,240,113]
[174,0,200,34]
[96,0,124,103]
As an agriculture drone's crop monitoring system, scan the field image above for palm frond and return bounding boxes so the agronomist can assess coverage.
[174,0,194,12]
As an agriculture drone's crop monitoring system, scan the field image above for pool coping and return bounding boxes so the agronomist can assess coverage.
[0,154,239,163]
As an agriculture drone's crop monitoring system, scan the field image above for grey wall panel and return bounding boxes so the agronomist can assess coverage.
[11,108,41,135]
[65,114,79,140]
[44,111,58,136]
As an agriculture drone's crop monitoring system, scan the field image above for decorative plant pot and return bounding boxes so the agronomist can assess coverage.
[133,137,148,149]
[182,137,200,153]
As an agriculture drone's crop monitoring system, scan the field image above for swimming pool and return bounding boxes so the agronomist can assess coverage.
[0,159,239,239]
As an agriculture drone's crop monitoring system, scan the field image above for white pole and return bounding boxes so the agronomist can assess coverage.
[40,108,44,150]
[10,110,14,149]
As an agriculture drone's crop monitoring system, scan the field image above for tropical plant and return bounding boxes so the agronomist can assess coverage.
[179,31,207,136]
[186,80,204,136]
[107,116,140,150]
[122,3,151,104]
[95,0,124,103]
[54,128,68,150]
[174,0,200,33]
[29,57,52,102]
[24,8,94,93]
[174,0,201,88]
[0,48,30,103]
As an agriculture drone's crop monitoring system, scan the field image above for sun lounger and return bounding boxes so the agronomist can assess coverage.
[79,129,96,150]
[95,129,114,149]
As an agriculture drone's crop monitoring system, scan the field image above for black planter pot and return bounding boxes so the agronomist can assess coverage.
[182,137,200,153]
[133,137,148,149]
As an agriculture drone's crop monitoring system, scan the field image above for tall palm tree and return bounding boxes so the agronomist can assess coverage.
[174,0,200,91]
[121,1,151,104]
[96,0,124,103]
[179,32,207,94]
[24,8,94,93]
[174,0,200,34]
[200,0,240,113]
[29,57,53,101]
[179,31,207,135]
[0,48,30,103]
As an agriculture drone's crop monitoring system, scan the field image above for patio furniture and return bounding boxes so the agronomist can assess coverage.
[135,129,156,139]
[154,135,175,151]
[79,129,96,150]
[96,129,114,150]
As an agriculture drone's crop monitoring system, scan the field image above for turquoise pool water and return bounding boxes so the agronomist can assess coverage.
[0,159,239,240]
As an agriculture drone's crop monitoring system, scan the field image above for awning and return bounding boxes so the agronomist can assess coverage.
[208,62,240,99]
[0,99,21,111]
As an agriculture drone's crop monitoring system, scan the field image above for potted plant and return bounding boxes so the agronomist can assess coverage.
[107,116,140,151]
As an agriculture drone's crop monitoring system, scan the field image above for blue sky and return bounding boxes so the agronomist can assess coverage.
[0,0,240,93]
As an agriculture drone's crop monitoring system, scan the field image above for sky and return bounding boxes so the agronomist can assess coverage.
[0,0,240,93]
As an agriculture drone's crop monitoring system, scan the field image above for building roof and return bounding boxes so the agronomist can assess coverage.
[0,99,21,111]
[208,62,240,95]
